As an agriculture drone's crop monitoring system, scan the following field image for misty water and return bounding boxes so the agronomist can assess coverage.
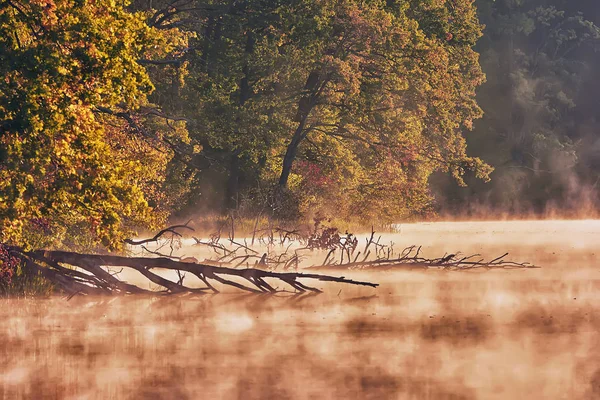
[2,220,600,399]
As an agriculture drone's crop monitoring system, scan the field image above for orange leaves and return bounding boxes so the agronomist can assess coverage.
[25,0,59,28]
[0,0,173,250]
[294,160,334,189]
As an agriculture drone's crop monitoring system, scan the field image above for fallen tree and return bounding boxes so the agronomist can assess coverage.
[307,247,539,271]
[188,225,539,272]
[1,221,539,297]
[2,244,379,297]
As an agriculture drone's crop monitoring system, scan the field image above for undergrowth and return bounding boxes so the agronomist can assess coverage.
[0,245,54,297]
[0,266,55,298]
[187,214,399,239]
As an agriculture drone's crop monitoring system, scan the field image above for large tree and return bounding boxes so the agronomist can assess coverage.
[142,0,492,221]
[0,0,495,244]
[0,0,188,250]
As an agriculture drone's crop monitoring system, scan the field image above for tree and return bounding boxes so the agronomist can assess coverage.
[0,0,495,245]
[433,0,600,216]
[0,0,188,250]
[275,0,487,187]
[141,0,492,221]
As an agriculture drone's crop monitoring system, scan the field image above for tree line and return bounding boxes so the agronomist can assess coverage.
[1,0,598,250]
[434,0,600,217]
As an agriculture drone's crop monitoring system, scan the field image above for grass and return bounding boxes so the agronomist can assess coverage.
[184,214,399,240]
[0,263,54,298]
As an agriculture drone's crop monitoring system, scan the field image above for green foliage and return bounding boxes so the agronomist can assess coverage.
[0,0,184,250]
[158,0,490,221]
[0,263,54,298]
[434,0,600,215]
[0,0,496,251]
[0,243,53,297]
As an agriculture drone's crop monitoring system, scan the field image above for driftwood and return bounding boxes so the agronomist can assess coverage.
[128,223,538,273]
[187,229,538,272]
[1,219,539,298]
[124,220,194,246]
[4,245,379,297]
[170,216,538,273]
[308,246,539,271]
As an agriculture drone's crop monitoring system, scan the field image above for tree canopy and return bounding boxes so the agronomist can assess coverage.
[141,0,492,221]
[4,0,553,250]
[433,0,600,216]
[0,0,189,250]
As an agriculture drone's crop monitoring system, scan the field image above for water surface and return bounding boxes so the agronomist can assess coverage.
[2,220,599,399]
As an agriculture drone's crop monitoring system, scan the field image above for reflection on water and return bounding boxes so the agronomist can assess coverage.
[2,221,600,399]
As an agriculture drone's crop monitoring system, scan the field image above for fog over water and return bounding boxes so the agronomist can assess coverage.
[2,220,600,399]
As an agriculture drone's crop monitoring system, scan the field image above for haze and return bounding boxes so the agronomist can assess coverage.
[2,220,599,399]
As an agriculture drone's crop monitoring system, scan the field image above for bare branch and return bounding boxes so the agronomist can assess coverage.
[4,244,379,297]
[124,222,194,246]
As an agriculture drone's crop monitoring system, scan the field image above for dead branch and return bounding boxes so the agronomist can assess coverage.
[125,223,537,275]
[124,221,194,246]
[305,247,539,271]
[4,246,378,297]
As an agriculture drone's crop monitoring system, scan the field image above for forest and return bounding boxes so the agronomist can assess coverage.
[3,2,600,397]
[1,0,599,252]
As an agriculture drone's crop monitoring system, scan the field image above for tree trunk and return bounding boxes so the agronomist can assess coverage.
[199,16,214,74]
[225,151,241,210]
[278,118,307,188]
[278,70,324,188]
[239,31,254,105]
[3,244,379,296]
[224,30,254,208]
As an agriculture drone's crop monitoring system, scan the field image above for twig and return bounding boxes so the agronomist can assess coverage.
[124,221,193,246]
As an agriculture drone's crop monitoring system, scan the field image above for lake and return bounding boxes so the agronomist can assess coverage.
[2,220,600,399]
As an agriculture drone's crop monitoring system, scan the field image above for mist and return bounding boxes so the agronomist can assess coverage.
[3,1,600,399]
[2,221,600,399]
[430,0,600,219]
